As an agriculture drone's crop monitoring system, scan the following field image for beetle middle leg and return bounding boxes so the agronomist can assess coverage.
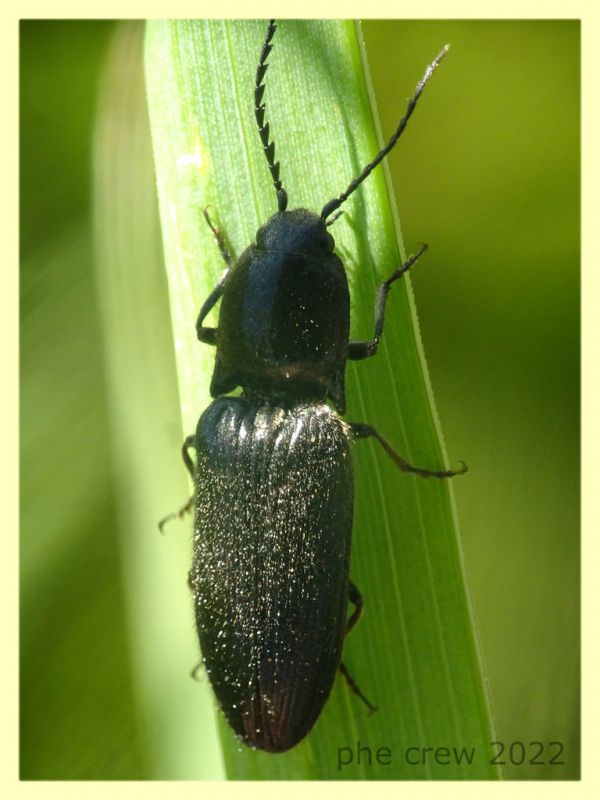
[351,423,467,479]
[347,243,428,361]
[158,435,196,532]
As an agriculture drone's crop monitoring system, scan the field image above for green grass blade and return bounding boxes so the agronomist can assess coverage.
[145,19,498,780]
[94,22,224,779]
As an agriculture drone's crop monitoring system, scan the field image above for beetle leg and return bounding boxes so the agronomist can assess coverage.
[158,495,194,533]
[158,436,197,532]
[186,572,201,683]
[197,208,234,345]
[339,583,377,712]
[186,585,205,684]
[350,423,468,479]
[339,662,377,714]
[346,579,363,634]
[185,595,204,683]
[196,276,228,345]
[181,434,196,479]
[347,243,428,360]
[203,206,233,266]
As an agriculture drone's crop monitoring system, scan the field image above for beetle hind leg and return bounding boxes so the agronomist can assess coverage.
[339,662,377,715]
[346,579,363,634]
[340,580,377,713]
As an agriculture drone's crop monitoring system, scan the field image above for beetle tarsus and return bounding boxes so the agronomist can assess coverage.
[203,205,233,266]
[339,661,378,715]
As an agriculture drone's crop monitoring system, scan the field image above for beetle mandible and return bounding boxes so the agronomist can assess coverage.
[161,20,466,754]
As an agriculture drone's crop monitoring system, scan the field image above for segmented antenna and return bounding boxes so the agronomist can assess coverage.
[255,19,288,213]
[321,44,450,221]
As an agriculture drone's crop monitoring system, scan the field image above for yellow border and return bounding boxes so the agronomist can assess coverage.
[6,1,597,797]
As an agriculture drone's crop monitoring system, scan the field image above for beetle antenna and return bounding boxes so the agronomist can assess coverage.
[255,19,288,213]
[321,44,449,221]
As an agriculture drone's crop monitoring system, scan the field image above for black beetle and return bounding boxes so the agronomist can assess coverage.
[161,20,465,754]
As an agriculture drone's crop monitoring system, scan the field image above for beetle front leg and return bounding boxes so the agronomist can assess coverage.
[158,435,197,532]
[203,206,233,267]
[196,276,227,345]
[196,207,234,345]
[347,243,428,361]
[351,422,467,479]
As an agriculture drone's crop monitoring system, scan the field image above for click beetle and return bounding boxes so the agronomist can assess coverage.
[161,20,466,753]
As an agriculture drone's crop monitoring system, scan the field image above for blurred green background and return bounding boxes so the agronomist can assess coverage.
[20,19,579,780]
